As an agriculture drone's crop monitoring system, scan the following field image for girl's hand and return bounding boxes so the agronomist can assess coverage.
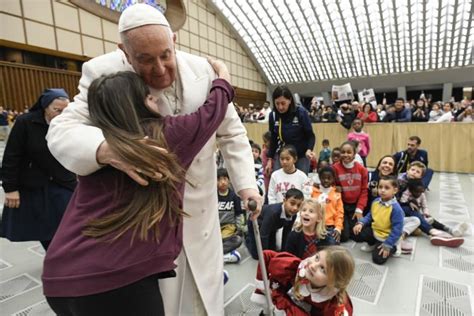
[207,57,231,83]
[5,191,20,208]
[353,223,363,235]
[332,229,341,242]
[264,159,273,176]
[378,244,391,258]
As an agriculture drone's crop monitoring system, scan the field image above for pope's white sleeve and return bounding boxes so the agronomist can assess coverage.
[46,61,105,175]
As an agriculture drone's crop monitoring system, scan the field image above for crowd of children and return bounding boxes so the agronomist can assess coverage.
[215,131,469,316]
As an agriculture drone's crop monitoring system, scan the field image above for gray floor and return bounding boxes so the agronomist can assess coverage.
[0,136,473,315]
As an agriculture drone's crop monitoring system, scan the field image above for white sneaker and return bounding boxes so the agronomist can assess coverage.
[223,250,241,263]
[360,243,376,252]
[451,222,470,237]
[430,228,453,238]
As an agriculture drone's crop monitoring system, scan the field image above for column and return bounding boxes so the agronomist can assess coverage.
[397,86,407,100]
[442,83,453,102]
[322,91,332,106]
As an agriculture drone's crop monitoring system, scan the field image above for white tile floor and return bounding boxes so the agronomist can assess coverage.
[0,134,473,316]
[223,172,474,316]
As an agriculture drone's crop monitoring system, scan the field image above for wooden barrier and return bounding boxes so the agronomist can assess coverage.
[244,122,474,173]
[0,61,80,111]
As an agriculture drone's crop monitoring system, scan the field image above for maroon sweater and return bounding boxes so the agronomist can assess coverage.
[42,79,233,297]
[332,161,368,211]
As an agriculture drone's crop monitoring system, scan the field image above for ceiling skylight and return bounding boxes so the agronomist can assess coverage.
[211,0,473,84]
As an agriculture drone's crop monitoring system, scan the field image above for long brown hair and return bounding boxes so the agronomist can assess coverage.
[82,71,186,243]
[294,246,354,304]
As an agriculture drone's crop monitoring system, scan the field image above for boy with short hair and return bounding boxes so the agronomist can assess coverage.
[217,168,244,263]
[398,161,426,194]
[245,188,304,260]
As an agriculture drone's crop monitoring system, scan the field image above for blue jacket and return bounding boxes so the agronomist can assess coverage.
[393,149,429,173]
[385,108,412,122]
[268,106,315,159]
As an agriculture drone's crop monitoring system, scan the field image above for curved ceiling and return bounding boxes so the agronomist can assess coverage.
[211,0,473,85]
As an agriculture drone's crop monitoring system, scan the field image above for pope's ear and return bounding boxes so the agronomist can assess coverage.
[118,43,132,64]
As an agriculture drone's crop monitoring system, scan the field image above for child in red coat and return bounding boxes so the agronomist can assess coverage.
[251,246,355,316]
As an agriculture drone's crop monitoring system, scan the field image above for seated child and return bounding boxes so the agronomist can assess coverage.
[353,176,406,265]
[311,167,344,244]
[246,189,304,260]
[251,142,265,196]
[330,147,341,165]
[285,199,335,259]
[332,141,368,242]
[217,168,244,263]
[398,161,426,195]
[400,178,466,247]
[251,246,355,316]
[268,145,308,204]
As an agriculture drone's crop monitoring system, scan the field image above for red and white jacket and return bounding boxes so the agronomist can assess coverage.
[250,250,353,316]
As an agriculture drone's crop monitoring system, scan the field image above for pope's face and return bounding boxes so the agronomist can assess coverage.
[120,25,177,90]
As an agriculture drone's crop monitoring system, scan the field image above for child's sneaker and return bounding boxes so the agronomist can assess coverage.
[223,250,241,263]
[223,270,229,285]
[430,236,464,248]
[401,240,413,254]
[430,228,453,238]
[360,243,376,252]
[451,222,470,237]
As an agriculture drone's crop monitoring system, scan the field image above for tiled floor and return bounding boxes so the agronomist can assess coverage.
[0,136,473,315]
[224,172,474,316]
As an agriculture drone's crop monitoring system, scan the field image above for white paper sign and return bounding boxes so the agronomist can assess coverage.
[332,83,353,101]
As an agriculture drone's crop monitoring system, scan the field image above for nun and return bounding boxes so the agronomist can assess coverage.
[1,88,77,250]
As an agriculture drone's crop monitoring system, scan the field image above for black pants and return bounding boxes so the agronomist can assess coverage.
[353,225,396,265]
[341,203,357,242]
[46,275,164,316]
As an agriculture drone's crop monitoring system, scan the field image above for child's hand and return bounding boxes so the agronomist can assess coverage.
[378,244,391,258]
[353,223,363,235]
[332,229,341,242]
[207,57,230,83]
[409,202,419,211]
[352,212,363,220]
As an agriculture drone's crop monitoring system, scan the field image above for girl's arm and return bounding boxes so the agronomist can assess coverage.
[334,194,344,233]
[163,78,233,167]
[355,166,369,213]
